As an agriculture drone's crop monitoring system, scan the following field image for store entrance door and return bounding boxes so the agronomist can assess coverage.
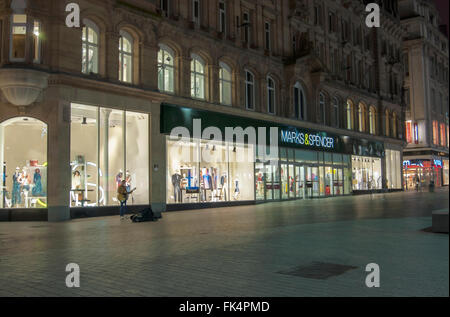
[305,165,320,198]
[295,165,305,199]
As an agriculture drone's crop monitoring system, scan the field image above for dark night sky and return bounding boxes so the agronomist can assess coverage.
[433,0,449,36]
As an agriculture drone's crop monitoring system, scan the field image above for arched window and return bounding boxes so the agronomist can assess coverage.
[346,99,354,130]
[267,76,276,114]
[332,97,339,128]
[33,20,42,63]
[190,54,205,99]
[293,82,306,120]
[245,70,255,110]
[219,62,232,105]
[0,117,48,209]
[119,30,133,83]
[318,93,326,124]
[385,109,390,137]
[392,112,398,138]
[369,106,377,135]
[82,20,99,74]
[358,103,366,132]
[158,44,174,93]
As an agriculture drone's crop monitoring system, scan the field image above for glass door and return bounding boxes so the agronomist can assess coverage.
[296,165,305,199]
[255,162,265,200]
[281,163,289,200]
[265,163,273,200]
[288,164,296,199]
[325,166,333,196]
[333,168,343,195]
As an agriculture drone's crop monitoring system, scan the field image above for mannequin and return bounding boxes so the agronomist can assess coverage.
[172,169,182,203]
[220,173,228,201]
[12,167,21,207]
[19,168,31,207]
[32,168,43,196]
[233,178,240,200]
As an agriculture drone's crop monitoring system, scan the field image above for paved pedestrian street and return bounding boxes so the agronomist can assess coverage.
[0,189,448,297]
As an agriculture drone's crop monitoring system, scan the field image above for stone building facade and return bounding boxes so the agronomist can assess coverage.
[0,0,406,222]
[399,0,449,190]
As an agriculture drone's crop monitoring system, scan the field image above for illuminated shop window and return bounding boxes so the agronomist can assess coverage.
[0,117,48,209]
[70,104,149,207]
[351,156,382,190]
[166,137,254,204]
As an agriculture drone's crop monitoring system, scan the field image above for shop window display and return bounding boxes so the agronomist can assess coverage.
[0,117,47,208]
[70,104,149,207]
[385,149,401,189]
[352,156,382,190]
[166,137,255,204]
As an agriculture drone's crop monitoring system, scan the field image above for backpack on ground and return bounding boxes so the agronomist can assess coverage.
[130,208,158,223]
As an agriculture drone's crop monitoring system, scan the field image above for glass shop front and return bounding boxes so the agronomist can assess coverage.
[162,103,387,207]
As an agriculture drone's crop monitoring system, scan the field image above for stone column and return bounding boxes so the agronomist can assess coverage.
[47,100,71,222]
[178,55,192,98]
[150,106,166,217]
[100,108,111,205]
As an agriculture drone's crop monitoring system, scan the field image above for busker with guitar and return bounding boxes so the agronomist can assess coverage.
[117,179,136,220]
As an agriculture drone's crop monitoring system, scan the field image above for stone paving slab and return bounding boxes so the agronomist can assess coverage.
[0,190,448,297]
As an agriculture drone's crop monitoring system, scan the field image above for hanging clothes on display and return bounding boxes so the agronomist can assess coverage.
[32,168,43,196]
[12,168,21,207]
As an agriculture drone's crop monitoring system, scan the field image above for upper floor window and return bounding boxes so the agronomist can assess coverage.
[193,0,200,25]
[267,76,276,114]
[119,31,133,83]
[33,20,41,63]
[243,13,250,45]
[358,103,366,132]
[245,70,255,110]
[219,1,226,34]
[392,112,398,138]
[81,20,99,74]
[219,62,232,106]
[160,0,170,17]
[319,92,326,124]
[385,109,390,137]
[10,14,27,61]
[264,22,271,51]
[293,82,306,120]
[158,44,174,93]
[346,100,354,130]
[191,54,205,99]
[332,97,339,128]
[369,107,377,135]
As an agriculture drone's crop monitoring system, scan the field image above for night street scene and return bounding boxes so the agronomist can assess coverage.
[0,0,449,308]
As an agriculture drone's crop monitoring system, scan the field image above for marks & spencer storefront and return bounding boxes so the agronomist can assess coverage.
[161,104,398,210]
